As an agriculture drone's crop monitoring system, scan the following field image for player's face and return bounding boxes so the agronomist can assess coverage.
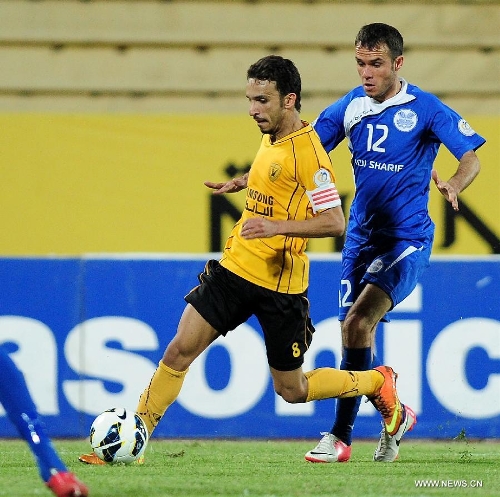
[355,43,403,102]
[246,78,287,137]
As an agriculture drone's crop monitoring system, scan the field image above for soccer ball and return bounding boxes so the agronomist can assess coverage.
[89,407,148,464]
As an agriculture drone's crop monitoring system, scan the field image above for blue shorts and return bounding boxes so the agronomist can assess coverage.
[338,234,433,321]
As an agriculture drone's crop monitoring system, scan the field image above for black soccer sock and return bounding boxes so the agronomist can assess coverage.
[331,347,372,445]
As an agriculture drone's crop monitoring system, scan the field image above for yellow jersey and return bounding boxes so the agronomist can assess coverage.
[220,122,340,294]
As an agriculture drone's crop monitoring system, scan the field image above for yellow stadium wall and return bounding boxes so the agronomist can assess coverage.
[0,114,498,255]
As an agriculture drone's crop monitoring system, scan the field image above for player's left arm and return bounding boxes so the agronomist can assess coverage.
[241,206,345,240]
[431,150,481,211]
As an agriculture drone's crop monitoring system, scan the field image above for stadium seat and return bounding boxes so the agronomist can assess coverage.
[0,0,497,114]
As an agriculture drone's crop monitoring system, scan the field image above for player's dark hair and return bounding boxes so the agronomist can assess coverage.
[247,55,302,112]
[355,23,404,60]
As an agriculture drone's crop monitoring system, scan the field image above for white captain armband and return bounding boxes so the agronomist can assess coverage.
[306,183,341,214]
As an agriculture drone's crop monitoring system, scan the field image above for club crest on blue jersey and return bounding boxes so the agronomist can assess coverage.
[458,119,476,137]
[313,168,332,187]
[393,109,418,132]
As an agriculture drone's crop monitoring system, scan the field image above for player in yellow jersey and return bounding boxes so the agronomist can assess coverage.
[80,55,411,465]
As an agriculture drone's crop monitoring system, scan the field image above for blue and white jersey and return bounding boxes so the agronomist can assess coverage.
[313,79,486,241]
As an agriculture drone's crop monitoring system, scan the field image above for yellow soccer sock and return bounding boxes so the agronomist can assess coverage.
[305,368,384,402]
[136,361,188,436]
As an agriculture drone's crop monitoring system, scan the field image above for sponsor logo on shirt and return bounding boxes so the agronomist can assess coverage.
[346,109,373,130]
[354,159,404,172]
[245,188,274,217]
[393,109,418,132]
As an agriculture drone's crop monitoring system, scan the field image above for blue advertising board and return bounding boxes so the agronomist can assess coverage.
[0,255,499,440]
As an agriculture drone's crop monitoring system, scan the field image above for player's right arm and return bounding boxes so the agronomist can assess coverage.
[241,206,345,240]
[312,93,352,152]
[204,173,249,194]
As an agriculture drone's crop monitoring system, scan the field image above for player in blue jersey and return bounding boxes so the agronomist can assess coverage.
[0,346,88,496]
[304,23,485,464]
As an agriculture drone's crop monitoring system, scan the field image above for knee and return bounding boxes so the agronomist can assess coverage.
[163,341,181,362]
[162,341,193,371]
[274,385,307,404]
[343,310,368,334]
[343,311,373,342]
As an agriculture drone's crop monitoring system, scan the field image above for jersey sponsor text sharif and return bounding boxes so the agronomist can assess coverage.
[354,158,404,172]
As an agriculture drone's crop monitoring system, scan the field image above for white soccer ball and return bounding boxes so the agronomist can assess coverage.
[90,407,149,464]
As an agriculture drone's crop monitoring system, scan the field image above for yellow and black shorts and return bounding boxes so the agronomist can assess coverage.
[184,259,315,371]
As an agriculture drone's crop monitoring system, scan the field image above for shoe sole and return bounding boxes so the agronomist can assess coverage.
[78,454,106,465]
[305,455,350,463]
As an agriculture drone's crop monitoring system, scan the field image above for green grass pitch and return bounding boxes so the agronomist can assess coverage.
[0,438,498,497]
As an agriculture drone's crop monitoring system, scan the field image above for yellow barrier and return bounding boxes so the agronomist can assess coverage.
[0,115,497,255]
